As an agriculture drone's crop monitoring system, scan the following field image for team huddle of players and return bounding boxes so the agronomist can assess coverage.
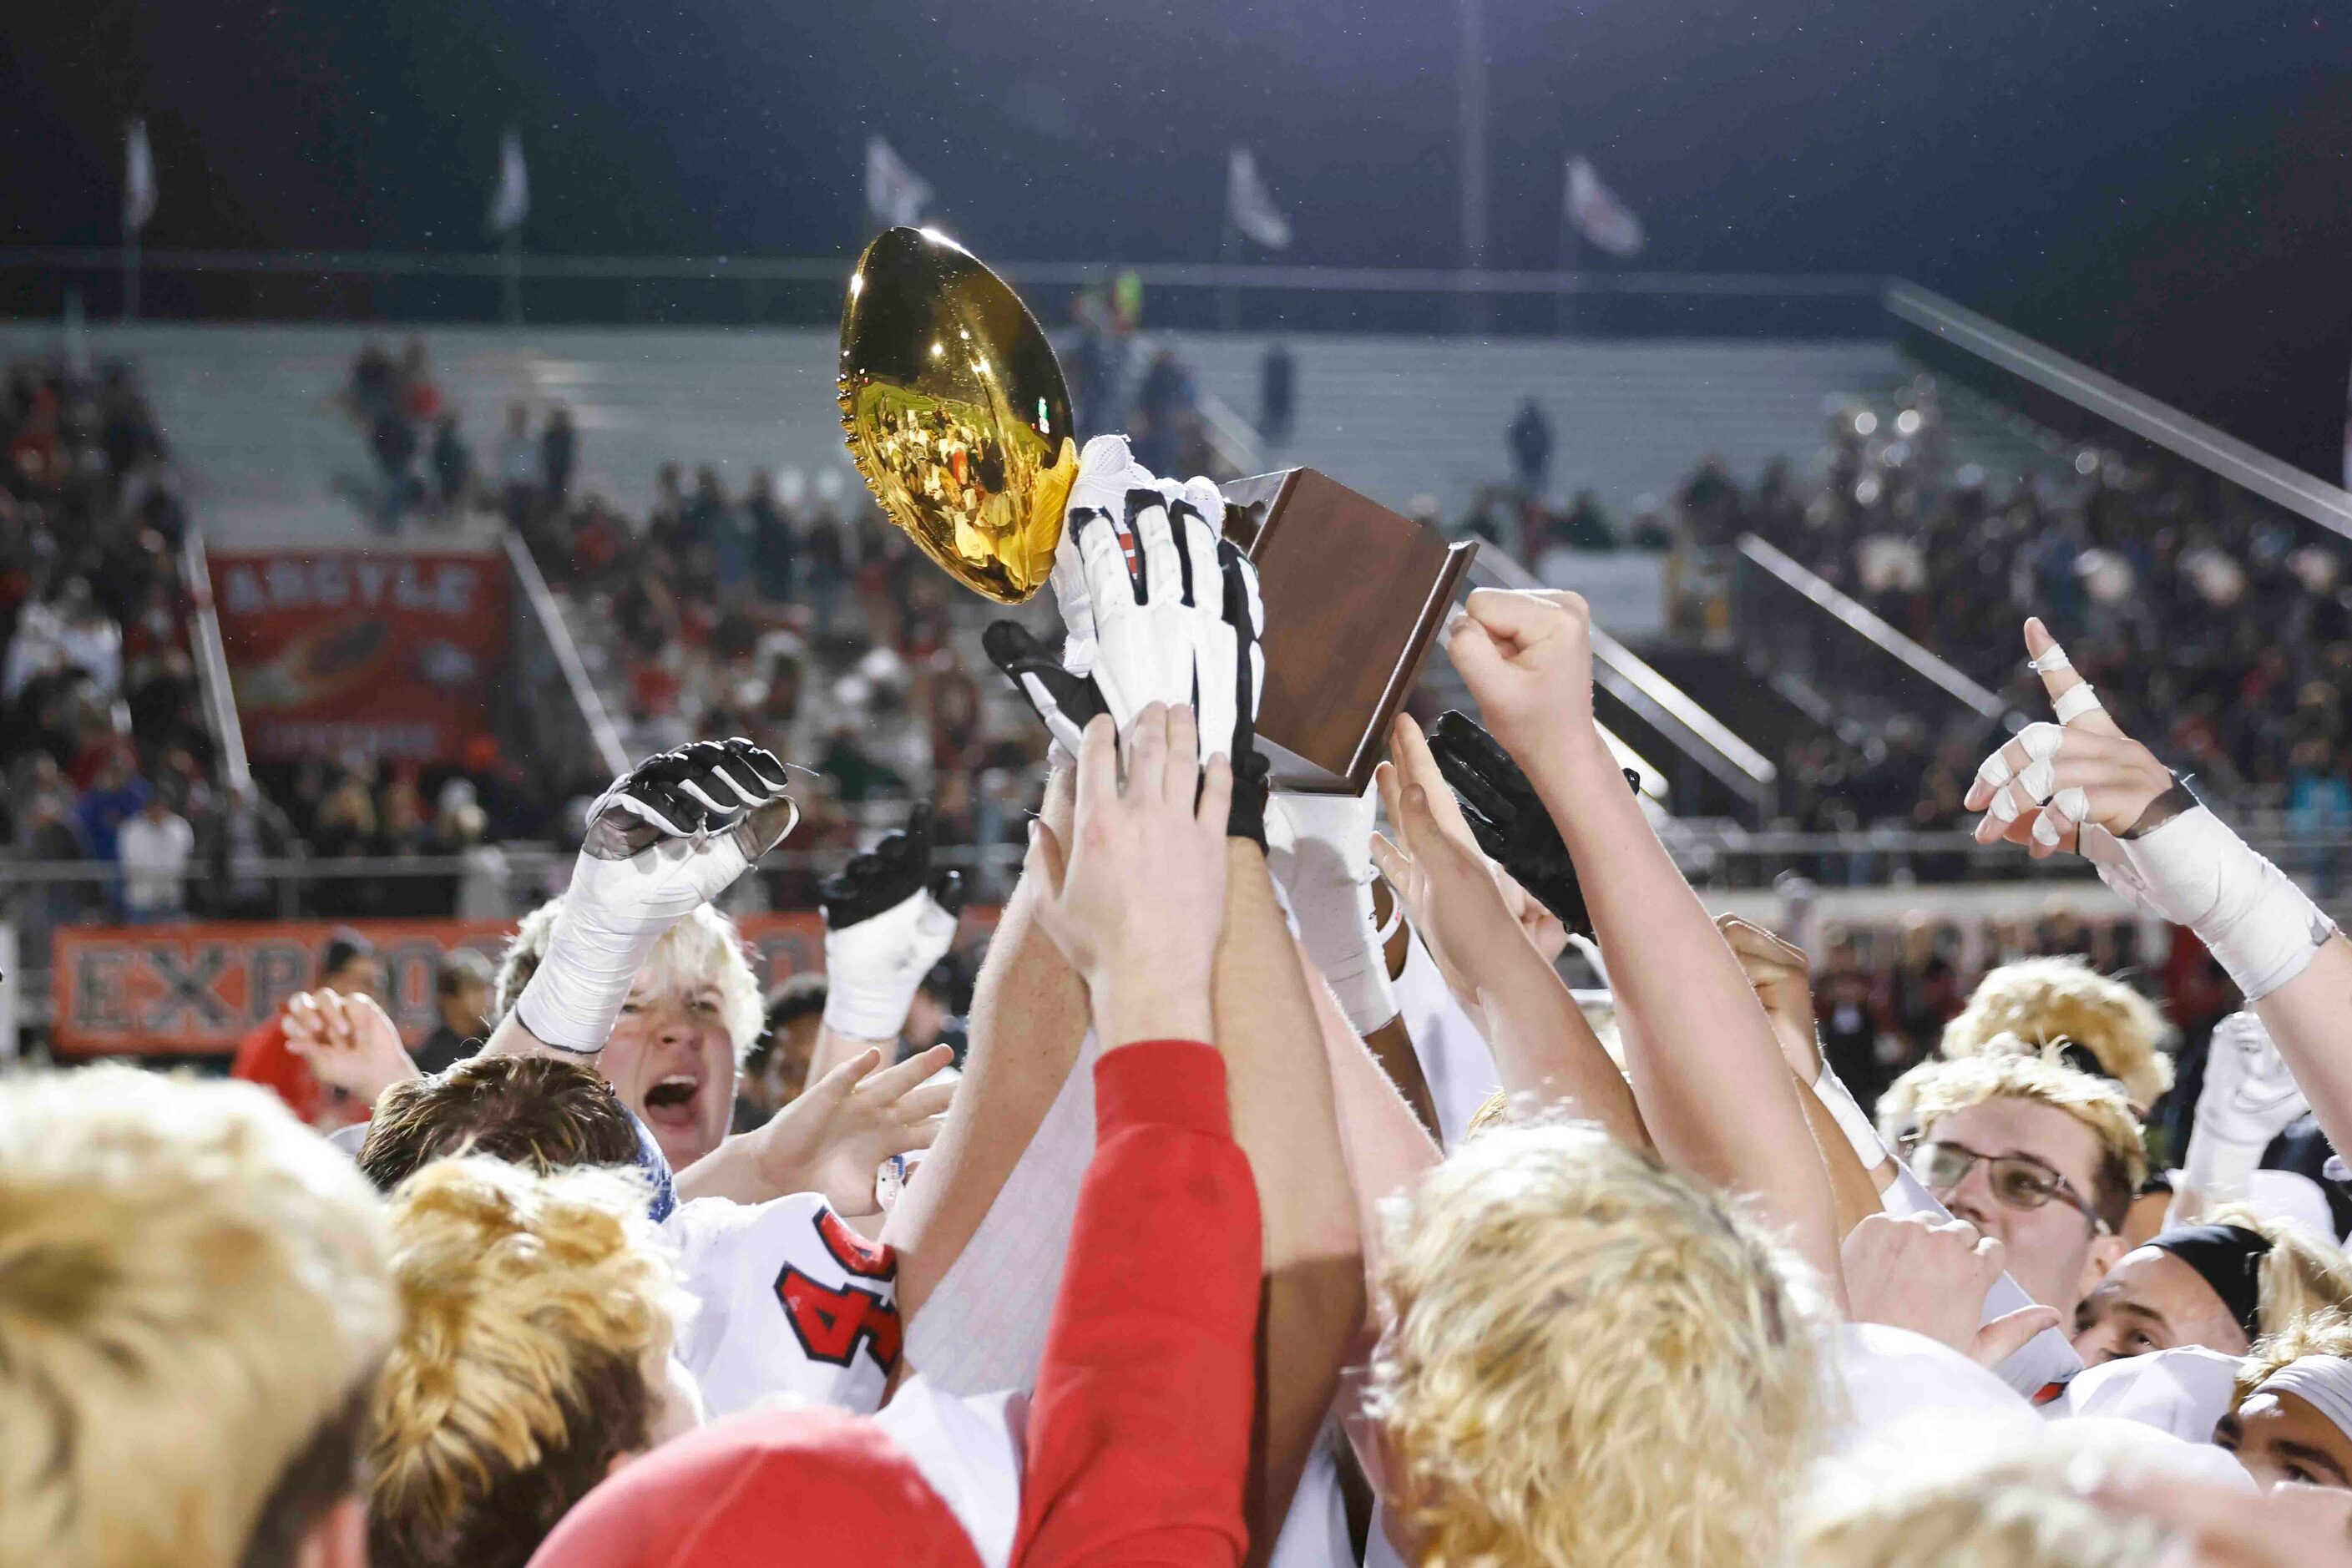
[13,434,2352,1567]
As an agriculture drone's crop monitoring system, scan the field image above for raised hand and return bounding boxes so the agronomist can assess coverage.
[1962,619,2333,1004]
[748,1042,959,1216]
[1025,706,1231,1048]
[1048,433,1159,679]
[987,458,1267,842]
[1444,589,1596,756]
[818,803,966,1042]
[1962,618,2172,857]
[1428,708,1632,938]
[1370,713,1541,1019]
[1716,914,1823,1082]
[514,737,797,1055]
[283,988,422,1105]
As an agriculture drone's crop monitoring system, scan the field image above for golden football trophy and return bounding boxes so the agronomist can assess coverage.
[840,226,1474,792]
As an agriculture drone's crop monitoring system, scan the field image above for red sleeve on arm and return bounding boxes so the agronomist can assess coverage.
[1011,1040,1262,1568]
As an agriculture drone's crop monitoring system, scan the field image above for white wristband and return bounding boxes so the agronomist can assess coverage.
[514,898,660,1055]
[2085,807,2334,1002]
[1303,877,1400,1036]
[1810,1065,1889,1169]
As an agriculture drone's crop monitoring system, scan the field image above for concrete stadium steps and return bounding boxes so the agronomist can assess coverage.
[1,321,1975,549]
[1174,335,1917,519]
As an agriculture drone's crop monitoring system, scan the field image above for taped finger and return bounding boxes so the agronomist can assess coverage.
[2053,683,2105,726]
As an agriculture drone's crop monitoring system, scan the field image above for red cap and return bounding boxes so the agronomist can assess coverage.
[528,1408,981,1568]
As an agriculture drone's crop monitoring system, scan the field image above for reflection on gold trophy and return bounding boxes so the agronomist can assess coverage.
[837,227,1078,604]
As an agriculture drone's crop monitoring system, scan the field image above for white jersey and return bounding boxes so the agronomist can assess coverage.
[661,1191,902,1419]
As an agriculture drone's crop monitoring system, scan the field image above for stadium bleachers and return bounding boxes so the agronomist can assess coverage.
[0,321,2043,544]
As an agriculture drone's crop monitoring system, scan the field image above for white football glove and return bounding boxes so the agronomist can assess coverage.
[2181,1009,2310,1208]
[1050,433,1156,679]
[819,804,966,1040]
[516,739,797,1054]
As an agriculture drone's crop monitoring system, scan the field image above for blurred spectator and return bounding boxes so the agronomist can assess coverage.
[428,412,472,512]
[411,948,495,1075]
[1259,341,1296,449]
[736,972,827,1130]
[200,780,296,919]
[1508,397,1554,493]
[76,751,149,862]
[115,791,194,922]
[230,928,386,1131]
[540,402,577,510]
[497,402,537,525]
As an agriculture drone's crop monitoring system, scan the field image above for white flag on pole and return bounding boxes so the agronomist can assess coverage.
[1227,148,1292,251]
[488,129,530,235]
[1565,156,1643,259]
[866,135,933,230]
[124,120,156,233]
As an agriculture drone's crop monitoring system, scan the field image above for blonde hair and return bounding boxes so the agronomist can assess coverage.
[1372,1123,1821,1568]
[496,898,763,1061]
[0,1066,394,1568]
[367,1156,683,1568]
[1941,958,2172,1108]
[2236,1308,2352,1404]
[1797,1457,2174,1567]
[1879,1037,2147,1224]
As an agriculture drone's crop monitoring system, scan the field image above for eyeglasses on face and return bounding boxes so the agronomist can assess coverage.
[1904,1138,2112,1234]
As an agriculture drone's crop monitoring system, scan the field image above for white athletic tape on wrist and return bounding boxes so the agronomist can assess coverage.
[1297,874,1399,1035]
[1811,1066,1888,1168]
[2053,684,2104,725]
[514,899,660,1054]
[2080,806,2335,1002]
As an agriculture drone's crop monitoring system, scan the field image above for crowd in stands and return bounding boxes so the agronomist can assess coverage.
[1749,385,2352,842]
[0,353,219,928]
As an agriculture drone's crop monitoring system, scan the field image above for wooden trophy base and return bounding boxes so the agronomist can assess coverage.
[1220,469,1478,794]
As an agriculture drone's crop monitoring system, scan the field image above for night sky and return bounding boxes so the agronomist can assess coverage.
[8,1,2352,477]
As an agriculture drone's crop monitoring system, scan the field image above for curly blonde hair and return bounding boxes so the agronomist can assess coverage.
[1941,958,2172,1108]
[1372,1123,1822,1568]
[0,1066,393,1568]
[1877,1037,2147,1227]
[367,1156,685,1568]
[494,898,764,1062]
[1796,1455,2176,1567]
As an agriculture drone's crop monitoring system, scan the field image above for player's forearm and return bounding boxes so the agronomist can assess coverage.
[2253,933,2352,1156]
[1523,721,1844,1290]
[1213,842,1364,1568]
[1359,1014,1441,1141]
[1313,968,1441,1327]
[1468,923,1644,1145]
[881,767,1086,1315]
[480,1009,589,1063]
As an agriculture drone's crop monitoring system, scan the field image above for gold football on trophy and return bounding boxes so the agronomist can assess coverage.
[837,227,1078,604]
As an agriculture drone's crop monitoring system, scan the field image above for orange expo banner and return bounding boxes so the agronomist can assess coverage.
[49,912,942,1057]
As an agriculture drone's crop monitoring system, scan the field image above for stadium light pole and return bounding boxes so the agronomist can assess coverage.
[1458,0,1490,335]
